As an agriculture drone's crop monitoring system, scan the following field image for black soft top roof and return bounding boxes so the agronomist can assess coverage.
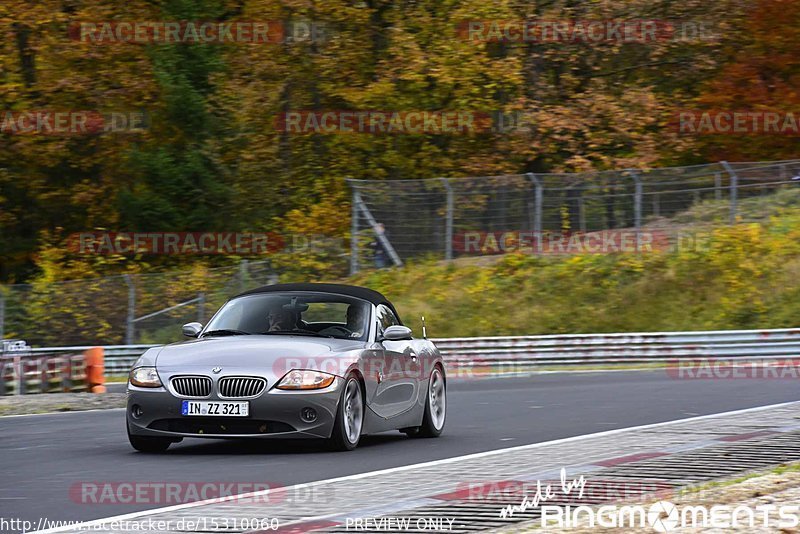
[233,283,402,324]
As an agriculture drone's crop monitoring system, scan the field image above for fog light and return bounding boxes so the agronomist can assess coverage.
[301,407,317,422]
[131,404,143,418]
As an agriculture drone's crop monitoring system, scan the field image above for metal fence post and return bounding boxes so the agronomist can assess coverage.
[720,161,738,224]
[0,290,5,341]
[526,174,543,254]
[197,292,205,323]
[629,170,643,251]
[239,259,249,293]
[441,178,454,261]
[351,189,360,275]
[123,274,135,345]
[15,355,22,395]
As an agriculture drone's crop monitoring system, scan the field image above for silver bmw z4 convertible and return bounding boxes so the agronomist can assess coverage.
[126,283,446,452]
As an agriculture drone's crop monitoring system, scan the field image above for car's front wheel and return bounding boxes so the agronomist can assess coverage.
[404,365,446,438]
[127,425,173,453]
[328,375,364,451]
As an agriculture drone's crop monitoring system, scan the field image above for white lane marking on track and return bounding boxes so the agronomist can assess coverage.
[33,399,800,533]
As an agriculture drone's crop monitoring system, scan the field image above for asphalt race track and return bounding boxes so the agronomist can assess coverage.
[2,370,799,529]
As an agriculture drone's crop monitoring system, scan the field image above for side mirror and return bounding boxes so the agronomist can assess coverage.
[382,325,413,341]
[182,322,203,338]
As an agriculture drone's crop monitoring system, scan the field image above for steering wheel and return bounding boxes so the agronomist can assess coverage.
[322,325,353,336]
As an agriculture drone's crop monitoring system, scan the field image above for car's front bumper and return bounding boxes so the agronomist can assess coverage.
[126,378,343,440]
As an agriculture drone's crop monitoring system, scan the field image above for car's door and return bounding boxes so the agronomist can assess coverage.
[370,305,420,418]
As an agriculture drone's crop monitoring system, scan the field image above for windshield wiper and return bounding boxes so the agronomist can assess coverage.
[260,330,333,338]
[201,329,251,337]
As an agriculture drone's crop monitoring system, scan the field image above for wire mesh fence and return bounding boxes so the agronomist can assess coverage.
[0,260,278,347]
[2,158,800,347]
[348,159,800,269]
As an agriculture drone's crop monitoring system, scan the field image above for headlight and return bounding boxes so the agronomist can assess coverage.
[276,369,336,390]
[129,367,162,388]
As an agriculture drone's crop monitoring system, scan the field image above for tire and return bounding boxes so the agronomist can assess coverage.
[328,375,364,451]
[127,425,173,453]
[404,366,446,438]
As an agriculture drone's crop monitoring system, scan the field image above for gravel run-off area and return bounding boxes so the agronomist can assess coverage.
[0,392,126,416]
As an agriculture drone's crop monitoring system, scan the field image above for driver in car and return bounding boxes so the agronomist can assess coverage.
[317,304,367,338]
[267,307,299,332]
[345,304,367,338]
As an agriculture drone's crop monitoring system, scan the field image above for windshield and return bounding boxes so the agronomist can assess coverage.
[203,292,372,341]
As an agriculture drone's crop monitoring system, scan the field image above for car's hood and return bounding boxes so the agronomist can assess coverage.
[155,335,366,372]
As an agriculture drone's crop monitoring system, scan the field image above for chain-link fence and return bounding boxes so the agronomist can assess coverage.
[3,159,800,347]
[0,260,278,347]
[348,159,800,270]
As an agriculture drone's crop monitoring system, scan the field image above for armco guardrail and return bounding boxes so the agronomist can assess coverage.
[435,328,800,369]
[1,339,89,394]
[28,345,154,378]
[6,327,800,391]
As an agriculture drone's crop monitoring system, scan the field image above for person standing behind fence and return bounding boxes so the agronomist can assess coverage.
[370,223,389,269]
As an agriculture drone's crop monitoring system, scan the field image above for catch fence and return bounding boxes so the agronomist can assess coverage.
[348,159,800,271]
[2,158,800,346]
[0,260,278,347]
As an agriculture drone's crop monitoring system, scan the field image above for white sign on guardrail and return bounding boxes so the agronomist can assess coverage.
[1,339,30,354]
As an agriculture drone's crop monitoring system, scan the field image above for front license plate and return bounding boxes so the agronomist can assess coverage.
[181,400,249,417]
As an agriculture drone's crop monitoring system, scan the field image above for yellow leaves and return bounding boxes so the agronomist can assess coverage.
[461,266,497,299]
[693,223,775,326]
[280,198,349,237]
[617,255,646,274]
[559,205,571,233]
